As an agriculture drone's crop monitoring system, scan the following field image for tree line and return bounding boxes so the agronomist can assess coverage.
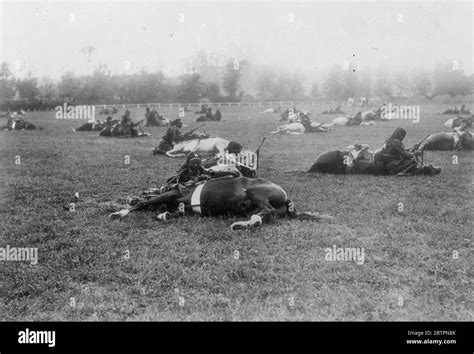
[1,57,472,111]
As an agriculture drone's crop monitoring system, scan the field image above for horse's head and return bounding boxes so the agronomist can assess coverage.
[463,116,473,127]
[461,131,474,149]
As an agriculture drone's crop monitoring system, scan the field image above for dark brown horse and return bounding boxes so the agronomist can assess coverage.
[99,121,149,137]
[109,176,332,230]
[308,147,440,175]
[307,148,386,174]
[75,121,104,131]
[2,118,37,130]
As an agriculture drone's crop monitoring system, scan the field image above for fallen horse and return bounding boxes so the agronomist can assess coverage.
[109,176,333,230]
[1,118,37,130]
[442,105,471,115]
[307,144,441,175]
[321,104,345,114]
[164,137,231,158]
[99,122,150,137]
[269,122,328,134]
[410,131,473,151]
[443,116,472,129]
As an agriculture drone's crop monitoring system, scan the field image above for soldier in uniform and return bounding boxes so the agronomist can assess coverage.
[381,128,421,175]
[120,110,132,136]
[153,119,184,154]
[453,119,471,150]
[159,152,211,195]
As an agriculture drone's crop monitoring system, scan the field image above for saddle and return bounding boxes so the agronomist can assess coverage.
[345,145,376,173]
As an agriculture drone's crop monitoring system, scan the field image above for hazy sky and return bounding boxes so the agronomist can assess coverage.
[1,1,472,80]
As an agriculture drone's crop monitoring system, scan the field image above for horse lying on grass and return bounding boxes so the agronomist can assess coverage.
[410,132,473,151]
[308,145,441,175]
[109,176,333,230]
[443,116,472,129]
[269,122,328,134]
[165,137,230,157]
[1,119,38,130]
[99,122,150,138]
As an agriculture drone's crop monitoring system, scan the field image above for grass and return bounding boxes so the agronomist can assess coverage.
[0,103,472,321]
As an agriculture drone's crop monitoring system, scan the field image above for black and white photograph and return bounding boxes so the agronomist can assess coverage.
[0,0,472,350]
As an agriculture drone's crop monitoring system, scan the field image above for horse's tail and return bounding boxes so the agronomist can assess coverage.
[286,200,333,222]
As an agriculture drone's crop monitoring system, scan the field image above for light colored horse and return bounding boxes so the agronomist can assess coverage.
[165,137,230,158]
[415,132,473,151]
[321,116,374,128]
[444,118,455,128]
[269,122,305,134]
[269,122,327,134]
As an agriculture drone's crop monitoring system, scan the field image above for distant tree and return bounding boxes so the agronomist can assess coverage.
[58,72,80,102]
[222,58,241,99]
[341,67,360,99]
[411,69,433,99]
[0,62,16,101]
[393,70,412,98]
[357,69,373,98]
[322,65,344,100]
[177,73,221,102]
[271,74,305,101]
[202,82,221,101]
[373,67,392,98]
[16,72,39,101]
[433,62,471,97]
[309,83,319,99]
[255,69,275,100]
[38,78,57,100]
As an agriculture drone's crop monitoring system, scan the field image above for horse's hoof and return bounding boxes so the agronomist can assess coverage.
[250,215,263,228]
[156,212,171,222]
[110,209,129,219]
[126,196,141,206]
[230,222,247,231]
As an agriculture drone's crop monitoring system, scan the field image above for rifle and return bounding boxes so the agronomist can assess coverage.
[184,124,205,137]
[408,134,430,152]
[255,137,266,176]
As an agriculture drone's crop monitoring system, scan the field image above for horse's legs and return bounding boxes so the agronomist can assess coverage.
[165,147,186,157]
[110,190,182,219]
[230,190,277,230]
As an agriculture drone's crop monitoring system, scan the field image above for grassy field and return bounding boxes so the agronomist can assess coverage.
[0,103,472,321]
